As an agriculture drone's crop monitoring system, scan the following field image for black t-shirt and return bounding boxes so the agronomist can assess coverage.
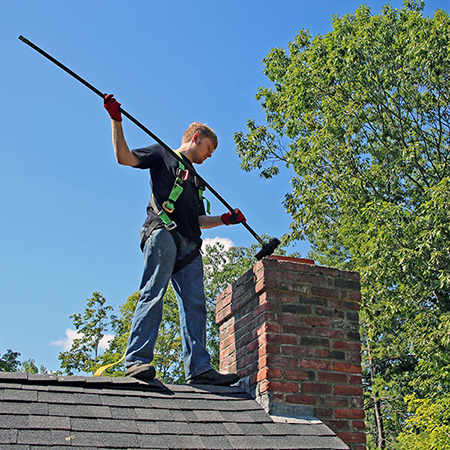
[132,144,206,244]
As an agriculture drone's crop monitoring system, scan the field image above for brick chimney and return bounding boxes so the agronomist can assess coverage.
[216,256,366,450]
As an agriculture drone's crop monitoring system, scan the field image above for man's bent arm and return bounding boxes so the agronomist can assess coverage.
[199,215,224,229]
[111,120,140,167]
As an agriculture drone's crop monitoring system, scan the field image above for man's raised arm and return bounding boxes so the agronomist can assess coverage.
[104,94,140,167]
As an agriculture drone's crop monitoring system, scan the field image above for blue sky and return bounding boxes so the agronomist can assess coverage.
[1,0,445,372]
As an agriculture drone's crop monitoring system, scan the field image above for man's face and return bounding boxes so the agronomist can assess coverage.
[192,134,215,164]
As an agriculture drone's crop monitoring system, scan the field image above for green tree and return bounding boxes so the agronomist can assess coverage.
[0,349,22,372]
[59,291,114,375]
[234,1,450,447]
[0,350,53,374]
[396,394,450,449]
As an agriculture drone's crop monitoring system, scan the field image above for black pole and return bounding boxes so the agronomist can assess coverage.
[19,35,281,257]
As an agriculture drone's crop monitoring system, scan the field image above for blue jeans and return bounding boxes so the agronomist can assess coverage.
[125,227,212,380]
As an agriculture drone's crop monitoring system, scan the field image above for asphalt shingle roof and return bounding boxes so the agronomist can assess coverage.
[0,372,348,450]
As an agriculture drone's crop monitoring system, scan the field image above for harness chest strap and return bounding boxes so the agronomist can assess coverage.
[140,159,209,252]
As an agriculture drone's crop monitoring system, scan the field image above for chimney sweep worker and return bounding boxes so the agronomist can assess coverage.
[104,94,246,385]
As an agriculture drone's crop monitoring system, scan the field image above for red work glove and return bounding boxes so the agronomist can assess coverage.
[104,94,122,122]
[221,209,246,226]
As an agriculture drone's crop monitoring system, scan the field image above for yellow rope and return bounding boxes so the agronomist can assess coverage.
[93,352,126,377]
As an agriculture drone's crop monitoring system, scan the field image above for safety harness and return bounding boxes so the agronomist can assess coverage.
[140,155,210,273]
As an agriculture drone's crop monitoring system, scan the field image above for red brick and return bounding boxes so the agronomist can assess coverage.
[282,325,314,335]
[352,421,366,430]
[257,322,281,335]
[265,334,298,345]
[335,409,365,419]
[348,290,362,301]
[258,343,280,358]
[300,359,332,371]
[349,375,363,385]
[282,346,314,358]
[285,394,317,405]
[283,370,315,381]
[348,352,362,364]
[334,385,364,396]
[333,340,351,350]
[351,397,365,409]
[317,396,349,408]
[315,328,345,339]
[257,367,282,381]
[267,381,299,393]
[311,286,340,298]
[246,340,259,353]
[259,355,298,369]
[337,432,367,444]
[300,317,331,327]
[326,420,350,430]
[333,362,362,374]
[302,383,332,394]
[314,407,333,418]
[317,372,348,383]
[333,341,361,352]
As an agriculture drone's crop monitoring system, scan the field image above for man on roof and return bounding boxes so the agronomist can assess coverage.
[104,94,245,385]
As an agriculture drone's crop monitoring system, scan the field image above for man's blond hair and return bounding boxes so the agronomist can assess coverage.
[182,122,218,149]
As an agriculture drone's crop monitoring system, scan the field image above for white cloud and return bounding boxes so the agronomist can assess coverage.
[51,328,114,352]
[202,236,234,253]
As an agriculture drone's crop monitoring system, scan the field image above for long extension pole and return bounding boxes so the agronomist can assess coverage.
[19,35,280,259]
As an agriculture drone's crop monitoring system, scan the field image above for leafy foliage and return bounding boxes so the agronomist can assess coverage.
[234,1,450,447]
[59,292,114,375]
[0,349,53,374]
[0,349,22,372]
[396,394,450,449]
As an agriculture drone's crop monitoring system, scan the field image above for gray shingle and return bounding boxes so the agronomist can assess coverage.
[17,429,51,445]
[28,415,71,430]
[223,422,245,435]
[110,406,138,420]
[201,434,235,449]
[0,445,30,450]
[99,417,140,434]
[193,409,225,422]
[214,423,232,436]
[0,415,29,429]
[0,400,48,415]
[0,429,13,444]
[71,417,101,432]
[37,390,76,404]
[3,389,37,402]
[49,403,111,419]
[157,421,192,435]
[136,421,160,434]
[100,394,145,408]
[188,422,216,435]
[0,373,349,450]
[135,407,174,421]
[72,430,140,448]
[226,434,253,450]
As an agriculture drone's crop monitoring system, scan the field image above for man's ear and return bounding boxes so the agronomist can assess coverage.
[192,133,199,143]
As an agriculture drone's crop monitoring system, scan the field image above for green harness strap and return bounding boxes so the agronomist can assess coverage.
[154,154,210,232]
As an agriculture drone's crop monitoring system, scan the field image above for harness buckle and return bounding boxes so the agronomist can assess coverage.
[176,167,190,181]
[162,201,175,213]
[164,221,177,231]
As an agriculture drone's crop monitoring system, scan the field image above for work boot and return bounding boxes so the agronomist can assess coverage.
[125,363,156,381]
[187,369,240,386]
